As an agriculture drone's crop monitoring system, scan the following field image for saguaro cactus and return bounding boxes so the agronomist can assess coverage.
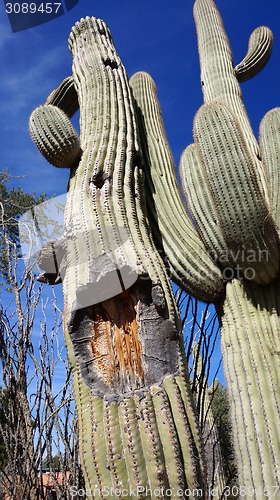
[29,0,280,497]
[30,15,218,499]
[180,0,280,494]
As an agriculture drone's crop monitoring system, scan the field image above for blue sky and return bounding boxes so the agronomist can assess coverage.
[1,0,280,388]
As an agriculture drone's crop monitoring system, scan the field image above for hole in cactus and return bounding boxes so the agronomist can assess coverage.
[91,171,110,189]
[103,58,118,70]
[132,149,143,168]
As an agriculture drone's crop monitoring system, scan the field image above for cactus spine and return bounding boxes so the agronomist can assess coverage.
[29,0,280,497]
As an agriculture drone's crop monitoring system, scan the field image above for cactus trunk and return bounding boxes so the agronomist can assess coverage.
[218,278,280,491]
[60,16,207,498]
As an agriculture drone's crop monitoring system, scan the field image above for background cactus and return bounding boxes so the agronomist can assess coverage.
[29,0,280,497]
[180,0,280,493]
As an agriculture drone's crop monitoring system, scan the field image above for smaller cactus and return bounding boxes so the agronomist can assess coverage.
[29,104,81,168]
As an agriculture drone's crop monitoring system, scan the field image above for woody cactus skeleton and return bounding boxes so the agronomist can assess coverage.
[29,0,280,497]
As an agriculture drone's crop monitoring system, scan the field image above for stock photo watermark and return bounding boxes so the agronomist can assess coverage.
[69,484,280,498]
[208,247,270,281]
[18,193,140,308]
[18,192,273,310]
[4,0,80,32]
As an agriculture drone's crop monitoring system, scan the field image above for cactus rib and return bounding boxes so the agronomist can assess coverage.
[259,108,280,229]
[180,143,227,264]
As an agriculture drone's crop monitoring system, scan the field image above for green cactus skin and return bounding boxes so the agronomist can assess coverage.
[129,71,224,303]
[180,143,227,263]
[221,278,280,491]
[259,108,280,229]
[29,104,81,168]
[45,75,79,118]
[235,26,273,82]
[178,0,280,494]
[181,102,279,284]
[62,16,207,498]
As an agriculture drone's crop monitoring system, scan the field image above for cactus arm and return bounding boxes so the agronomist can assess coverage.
[180,143,227,262]
[193,0,261,164]
[220,278,280,490]
[259,108,280,229]
[192,102,279,284]
[45,75,79,117]
[29,104,81,168]
[235,27,273,82]
[130,71,224,303]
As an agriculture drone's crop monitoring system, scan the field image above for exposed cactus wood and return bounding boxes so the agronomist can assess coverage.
[45,75,79,117]
[130,71,224,303]
[220,278,280,490]
[29,104,81,168]
[235,26,273,82]
[68,280,180,399]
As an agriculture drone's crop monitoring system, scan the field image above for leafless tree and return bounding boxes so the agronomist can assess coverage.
[0,202,84,499]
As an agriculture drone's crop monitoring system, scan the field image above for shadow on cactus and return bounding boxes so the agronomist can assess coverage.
[28,0,280,497]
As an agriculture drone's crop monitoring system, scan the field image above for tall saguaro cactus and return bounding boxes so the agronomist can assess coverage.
[30,15,215,499]
[29,0,280,498]
[180,0,280,493]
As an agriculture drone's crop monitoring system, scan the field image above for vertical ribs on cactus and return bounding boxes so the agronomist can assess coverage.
[31,14,209,496]
[29,0,280,496]
[130,71,224,303]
